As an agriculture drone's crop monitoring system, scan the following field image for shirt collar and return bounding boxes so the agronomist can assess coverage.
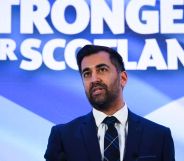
[92,103,128,127]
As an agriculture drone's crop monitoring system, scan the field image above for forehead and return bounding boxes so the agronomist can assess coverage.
[81,51,113,70]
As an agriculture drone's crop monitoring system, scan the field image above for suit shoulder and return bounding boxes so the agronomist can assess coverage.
[53,112,90,131]
[130,112,170,133]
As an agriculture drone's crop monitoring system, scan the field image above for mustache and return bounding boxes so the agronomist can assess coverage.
[89,81,107,94]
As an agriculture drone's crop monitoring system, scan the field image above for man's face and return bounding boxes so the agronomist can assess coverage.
[81,51,127,111]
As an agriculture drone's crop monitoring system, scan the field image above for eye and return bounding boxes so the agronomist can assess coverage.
[98,67,108,73]
[83,71,91,78]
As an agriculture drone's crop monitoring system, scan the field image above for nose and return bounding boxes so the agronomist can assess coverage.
[91,71,100,83]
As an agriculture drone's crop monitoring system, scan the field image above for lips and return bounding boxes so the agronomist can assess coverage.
[91,86,104,96]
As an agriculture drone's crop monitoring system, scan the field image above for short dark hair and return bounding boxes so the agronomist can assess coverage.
[76,45,125,73]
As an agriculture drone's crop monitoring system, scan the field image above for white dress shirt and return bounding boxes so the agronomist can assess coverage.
[92,104,128,161]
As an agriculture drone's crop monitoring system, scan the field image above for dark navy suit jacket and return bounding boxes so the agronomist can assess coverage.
[44,111,175,161]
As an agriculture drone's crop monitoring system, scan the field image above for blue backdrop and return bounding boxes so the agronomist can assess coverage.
[0,0,184,161]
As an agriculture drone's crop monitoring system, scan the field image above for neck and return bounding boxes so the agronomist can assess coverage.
[101,97,125,116]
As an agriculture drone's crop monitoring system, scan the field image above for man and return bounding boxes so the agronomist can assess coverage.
[44,45,175,161]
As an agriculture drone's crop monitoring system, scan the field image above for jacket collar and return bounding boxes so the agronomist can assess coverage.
[81,112,102,161]
[123,110,143,161]
[80,110,143,161]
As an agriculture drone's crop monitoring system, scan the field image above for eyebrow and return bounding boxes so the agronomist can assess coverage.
[96,64,110,69]
[82,67,90,74]
[82,63,110,74]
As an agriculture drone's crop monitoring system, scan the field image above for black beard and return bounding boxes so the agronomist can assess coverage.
[86,81,118,111]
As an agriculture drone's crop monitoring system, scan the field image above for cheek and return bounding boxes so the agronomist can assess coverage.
[110,76,121,88]
[83,81,90,92]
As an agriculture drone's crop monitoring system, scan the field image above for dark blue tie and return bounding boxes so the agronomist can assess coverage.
[103,116,120,161]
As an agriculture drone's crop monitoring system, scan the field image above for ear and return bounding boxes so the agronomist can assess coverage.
[120,71,128,87]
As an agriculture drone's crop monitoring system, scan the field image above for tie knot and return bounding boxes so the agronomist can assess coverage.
[103,116,119,126]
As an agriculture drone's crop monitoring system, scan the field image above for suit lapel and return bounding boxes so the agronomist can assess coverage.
[81,112,102,161]
[123,111,143,161]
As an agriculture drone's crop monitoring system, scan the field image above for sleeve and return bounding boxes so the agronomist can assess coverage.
[44,126,67,161]
[162,128,175,161]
